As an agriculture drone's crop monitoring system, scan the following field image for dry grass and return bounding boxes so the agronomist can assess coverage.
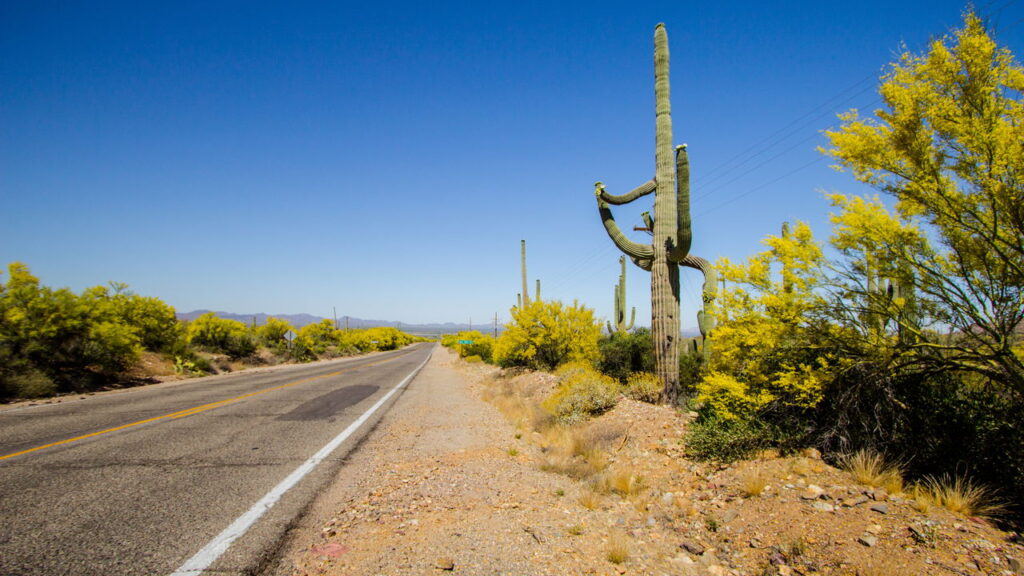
[840,449,904,493]
[537,425,610,480]
[917,474,1003,518]
[605,530,630,564]
[577,490,602,510]
[738,466,769,497]
[598,467,646,497]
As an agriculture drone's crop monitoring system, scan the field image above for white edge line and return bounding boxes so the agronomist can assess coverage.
[169,349,432,575]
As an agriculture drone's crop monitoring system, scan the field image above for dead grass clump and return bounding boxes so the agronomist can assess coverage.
[840,449,904,493]
[578,490,602,510]
[605,530,630,564]
[918,474,1003,518]
[538,425,609,480]
[598,467,646,498]
[738,466,769,497]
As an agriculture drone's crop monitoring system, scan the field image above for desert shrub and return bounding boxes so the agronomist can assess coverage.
[6,366,57,398]
[464,355,484,363]
[256,317,295,351]
[622,372,661,403]
[83,321,142,375]
[185,312,255,359]
[543,366,620,425]
[494,299,601,370]
[597,328,654,382]
[298,320,337,356]
[443,331,494,362]
[685,415,774,462]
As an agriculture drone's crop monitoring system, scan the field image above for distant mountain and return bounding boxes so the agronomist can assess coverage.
[175,310,502,336]
[177,310,699,337]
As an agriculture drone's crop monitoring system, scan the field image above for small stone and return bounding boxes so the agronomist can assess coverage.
[1007,556,1022,573]
[672,554,695,565]
[777,566,793,576]
[811,501,835,512]
[866,524,883,534]
[803,448,822,459]
[749,538,763,549]
[843,495,870,507]
[870,503,889,514]
[680,541,705,555]
[662,492,675,505]
[706,566,727,576]
[435,557,455,571]
[721,509,739,523]
[872,489,889,501]
[859,535,878,547]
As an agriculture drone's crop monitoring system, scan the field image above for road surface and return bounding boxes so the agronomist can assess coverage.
[0,343,433,575]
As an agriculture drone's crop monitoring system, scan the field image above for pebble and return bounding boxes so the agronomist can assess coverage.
[435,557,455,571]
[680,541,706,555]
[811,502,835,512]
[1007,556,1022,574]
[859,535,878,547]
[843,495,870,507]
[870,503,889,514]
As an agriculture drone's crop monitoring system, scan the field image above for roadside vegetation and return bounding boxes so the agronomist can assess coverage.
[445,12,1023,527]
[0,262,421,401]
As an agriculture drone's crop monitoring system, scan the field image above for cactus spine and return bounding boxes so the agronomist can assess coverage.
[594,24,716,404]
[608,256,636,333]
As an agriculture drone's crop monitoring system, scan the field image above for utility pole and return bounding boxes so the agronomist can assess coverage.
[469,317,472,331]
[345,316,349,331]
[493,312,498,338]
[333,307,338,330]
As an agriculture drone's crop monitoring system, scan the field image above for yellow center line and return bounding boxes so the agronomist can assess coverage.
[0,352,410,462]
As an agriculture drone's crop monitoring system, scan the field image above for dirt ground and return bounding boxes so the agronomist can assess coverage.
[277,347,1024,576]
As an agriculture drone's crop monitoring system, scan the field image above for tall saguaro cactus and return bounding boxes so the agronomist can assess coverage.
[608,256,636,333]
[594,24,717,404]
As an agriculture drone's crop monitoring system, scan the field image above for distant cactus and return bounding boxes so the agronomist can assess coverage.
[593,24,716,404]
[521,240,530,307]
[536,278,542,303]
[607,256,636,333]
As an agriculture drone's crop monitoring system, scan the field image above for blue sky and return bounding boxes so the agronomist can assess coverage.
[2,1,1022,327]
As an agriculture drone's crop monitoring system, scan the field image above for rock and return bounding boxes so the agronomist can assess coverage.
[662,492,675,506]
[706,566,728,576]
[749,538,763,549]
[435,557,455,571]
[872,489,889,501]
[858,535,878,547]
[721,509,739,523]
[803,447,822,459]
[870,503,889,514]
[672,554,695,565]
[866,524,883,534]
[843,495,870,507]
[777,566,794,576]
[681,541,706,555]
[1007,556,1022,574]
[811,502,835,512]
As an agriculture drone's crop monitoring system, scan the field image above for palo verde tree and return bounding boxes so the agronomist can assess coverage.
[823,11,1024,396]
[594,24,717,404]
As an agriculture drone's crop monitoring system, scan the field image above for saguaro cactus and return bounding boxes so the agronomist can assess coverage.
[608,256,636,333]
[521,239,530,307]
[594,24,716,404]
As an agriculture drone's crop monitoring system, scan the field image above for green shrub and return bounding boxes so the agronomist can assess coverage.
[8,367,58,398]
[464,355,484,363]
[597,328,654,382]
[685,416,772,462]
[543,366,620,425]
[185,313,255,359]
[623,372,662,403]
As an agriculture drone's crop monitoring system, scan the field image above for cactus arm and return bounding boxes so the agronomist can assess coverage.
[626,307,636,331]
[597,190,655,260]
[596,180,657,205]
[669,145,693,262]
[521,240,530,307]
[681,254,718,362]
[630,256,653,271]
[535,279,541,302]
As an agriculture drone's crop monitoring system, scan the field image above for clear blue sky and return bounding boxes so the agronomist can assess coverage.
[2,1,1022,327]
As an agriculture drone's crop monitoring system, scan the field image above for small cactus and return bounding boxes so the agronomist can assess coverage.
[608,256,636,333]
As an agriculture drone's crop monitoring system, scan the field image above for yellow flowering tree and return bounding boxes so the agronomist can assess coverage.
[823,11,1024,397]
[697,222,832,420]
[494,299,601,370]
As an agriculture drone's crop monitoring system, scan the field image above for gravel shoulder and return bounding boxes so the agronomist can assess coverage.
[273,349,1024,576]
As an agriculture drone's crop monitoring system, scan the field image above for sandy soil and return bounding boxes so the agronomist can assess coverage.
[275,348,1024,576]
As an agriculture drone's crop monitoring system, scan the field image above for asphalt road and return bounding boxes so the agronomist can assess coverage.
[0,343,434,576]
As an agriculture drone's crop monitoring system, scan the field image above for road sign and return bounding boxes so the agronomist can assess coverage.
[458,340,473,345]
[283,330,297,343]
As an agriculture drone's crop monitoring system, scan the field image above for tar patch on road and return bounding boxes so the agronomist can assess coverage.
[277,385,379,421]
